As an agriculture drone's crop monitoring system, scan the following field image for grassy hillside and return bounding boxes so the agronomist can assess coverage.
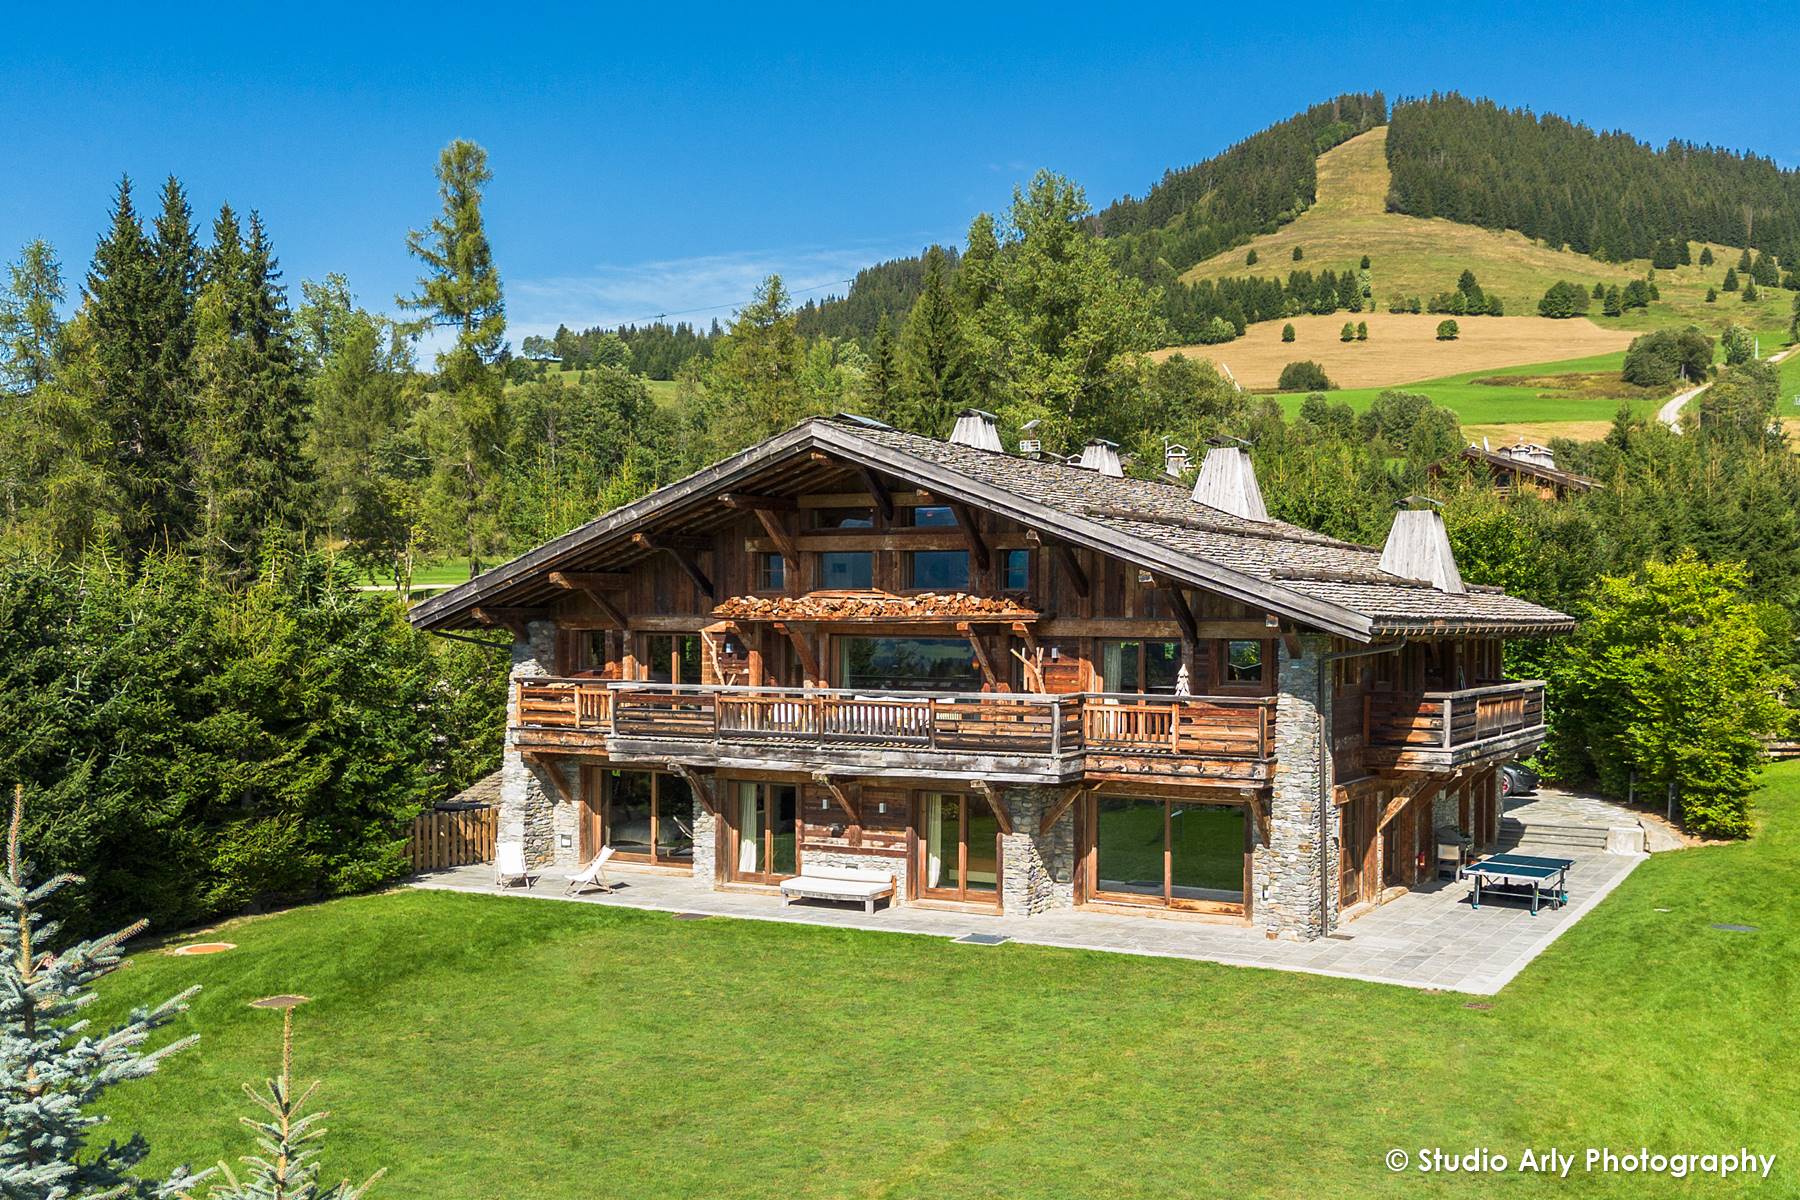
[1180,127,1798,340]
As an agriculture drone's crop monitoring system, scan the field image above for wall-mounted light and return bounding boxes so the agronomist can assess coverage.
[877,802,888,815]
[558,834,572,849]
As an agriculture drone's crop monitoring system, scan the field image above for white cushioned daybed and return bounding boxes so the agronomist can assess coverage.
[778,865,895,914]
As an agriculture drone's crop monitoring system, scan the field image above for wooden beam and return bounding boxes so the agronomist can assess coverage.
[632,532,715,601]
[857,465,894,523]
[810,771,859,821]
[1152,576,1200,647]
[749,507,801,577]
[1281,630,1302,660]
[1052,543,1089,598]
[947,500,991,573]
[975,782,1014,836]
[666,761,719,816]
[1010,622,1045,692]
[471,606,540,641]
[957,621,1001,689]
[1245,790,1268,844]
[521,752,578,805]
[1376,775,1445,831]
[1038,785,1083,835]
[718,492,797,511]
[771,621,822,682]
[548,572,629,628]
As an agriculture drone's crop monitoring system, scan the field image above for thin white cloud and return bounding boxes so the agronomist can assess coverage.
[505,238,946,340]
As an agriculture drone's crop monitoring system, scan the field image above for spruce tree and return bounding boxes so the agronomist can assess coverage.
[0,785,203,1198]
[0,241,64,395]
[1245,248,1258,266]
[1742,278,1758,302]
[203,1006,382,1200]
[1360,254,1371,269]
[860,322,898,422]
[1736,248,1752,272]
[1723,267,1739,292]
[1699,246,1714,267]
[1591,281,1606,300]
[1291,246,1303,261]
[1706,287,1718,303]
[894,246,971,437]
[1603,285,1623,317]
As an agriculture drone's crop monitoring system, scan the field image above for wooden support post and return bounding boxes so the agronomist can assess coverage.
[811,771,859,821]
[666,761,719,817]
[772,621,822,684]
[857,465,894,523]
[957,621,1002,690]
[631,532,715,601]
[521,752,578,806]
[975,781,1014,836]
[548,572,628,628]
[1038,785,1083,835]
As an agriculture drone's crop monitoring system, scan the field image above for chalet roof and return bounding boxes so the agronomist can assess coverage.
[1455,444,1601,492]
[408,416,1574,641]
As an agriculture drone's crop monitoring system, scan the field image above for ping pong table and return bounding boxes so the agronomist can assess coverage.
[1464,851,1574,915]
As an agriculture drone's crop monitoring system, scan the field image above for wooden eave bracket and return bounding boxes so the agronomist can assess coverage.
[666,760,720,816]
[1376,774,1450,831]
[810,771,860,821]
[1038,785,1083,835]
[1150,575,1200,647]
[1051,542,1089,598]
[521,751,578,805]
[974,781,1015,836]
[472,606,541,642]
[771,621,823,682]
[631,532,716,601]
[947,500,991,572]
[748,508,801,576]
[857,465,895,523]
[548,572,628,628]
[956,621,1002,689]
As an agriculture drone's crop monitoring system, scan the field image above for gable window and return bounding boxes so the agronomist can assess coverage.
[1001,548,1030,592]
[907,549,970,591]
[907,504,957,527]
[819,550,874,589]
[755,552,785,592]
[1223,639,1267,687]
[1100,640,1182,694]
[813,506,875,530]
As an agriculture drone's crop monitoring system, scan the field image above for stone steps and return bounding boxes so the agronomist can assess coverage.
[1499,818,1614,851]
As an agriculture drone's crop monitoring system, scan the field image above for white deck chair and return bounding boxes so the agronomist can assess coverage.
[494,842,536,889]
[565,846,617,896]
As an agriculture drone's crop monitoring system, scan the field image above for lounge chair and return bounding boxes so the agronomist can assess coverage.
[565,846,617,896]
[495,842,536,889]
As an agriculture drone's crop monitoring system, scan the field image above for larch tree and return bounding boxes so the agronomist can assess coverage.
[694,275,807,458]
[0,785,204,1199]
[0,240,65,395]
[893,246,972,437]
[399,139,509,576]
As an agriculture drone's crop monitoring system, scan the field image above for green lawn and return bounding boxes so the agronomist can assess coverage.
[97,766,1800,1198]
[1272,350,1665,429]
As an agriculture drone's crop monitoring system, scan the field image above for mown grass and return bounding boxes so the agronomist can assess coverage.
[93,766,1800,1198]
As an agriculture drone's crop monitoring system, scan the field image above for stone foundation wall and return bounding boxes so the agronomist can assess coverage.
[1257,635,1333,939]
[501,621,561,868]
[691,797,718,883]
[999,787,1075,914]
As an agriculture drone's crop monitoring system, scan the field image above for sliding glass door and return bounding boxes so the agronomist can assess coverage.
[731,781,798,883]
[591,770,695,867]
[918,792,1000,905]
[1088,796,1247,913]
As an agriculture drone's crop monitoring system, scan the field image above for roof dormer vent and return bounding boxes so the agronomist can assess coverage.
[1075,438,1123,477]
[948,408,1004,453]
[1190,441,1268,521]
[1379,497,1465,594]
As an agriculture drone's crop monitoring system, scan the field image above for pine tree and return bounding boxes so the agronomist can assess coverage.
[1742,278,1758,302]
[1722,267,1739,292]
[1603,286,1623,316]
[1736,248,1752,272]
[894,246,972,437]
[1699,246,1714,267]
[1245,248,1258,266]
[203,1006,382,1200]
[399,140,508,575]
[0,785,204,1198]
[1706,287,1718,303]
[0,241,64,394]
[860,322,898,421]
[1591,281,1606,299]
[1291,246,1303,261]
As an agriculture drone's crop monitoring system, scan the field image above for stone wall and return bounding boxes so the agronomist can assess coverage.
[1257,635,1333,939]
[999,787,1075,914]
[691,795,718,884]
[800,847,908,902]
[501,620,562,869]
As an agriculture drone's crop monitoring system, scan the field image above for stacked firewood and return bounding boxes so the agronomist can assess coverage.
[712,592,1034,620]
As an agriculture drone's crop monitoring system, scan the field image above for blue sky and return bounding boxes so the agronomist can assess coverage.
[3,2,1794,344]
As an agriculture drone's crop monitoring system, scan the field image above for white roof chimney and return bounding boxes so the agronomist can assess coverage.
[1190,445,1268,521]
[1379,502,1465,593]
[948,408,1003,452]
[1163,441,1191,478]
[1076,438,1123,477]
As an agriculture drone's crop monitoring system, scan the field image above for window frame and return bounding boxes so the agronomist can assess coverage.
[1217,638,1272,693]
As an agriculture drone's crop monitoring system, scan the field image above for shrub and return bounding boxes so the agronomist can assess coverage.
[1281,322,1295,343]
[1291,246,1303,261]
[1277,360,1334,391]
[1356,321,1368,341]
[1706,287,1718,303]
[1339,322,1355,342]
[1621,327,1713,387]
[1720,323,1755,366]
[1360,254,1371,269]
[1538,281,1591,318]
[1435,319,1459,341]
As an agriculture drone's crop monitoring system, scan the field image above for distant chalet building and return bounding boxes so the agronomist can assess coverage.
[1445,441,1600,500]
[410,412,1572,938]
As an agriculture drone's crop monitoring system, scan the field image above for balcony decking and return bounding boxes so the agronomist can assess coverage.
[1363,681,1547,768]
[513,679,1275,785]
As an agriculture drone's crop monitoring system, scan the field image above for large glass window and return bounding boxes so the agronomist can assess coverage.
[1090,797,1245,911]
[907,550,970,591]
[733,781,797,882]
[819,551,874,589]
[644,634,701,684]
[813,506,875,530]
[600,771,694,865]
[920,793,998,903]
[837,637,982,693]
[1099,640,1182,694]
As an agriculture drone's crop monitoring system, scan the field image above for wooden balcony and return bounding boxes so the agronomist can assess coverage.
[512,679,1276,785]
[1363,681,1547,769]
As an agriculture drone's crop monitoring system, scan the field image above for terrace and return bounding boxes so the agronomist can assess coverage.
[513,678,1276,784]
[1363,679,1546,768]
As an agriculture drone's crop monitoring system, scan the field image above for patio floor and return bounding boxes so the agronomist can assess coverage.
[409,789,1649,996]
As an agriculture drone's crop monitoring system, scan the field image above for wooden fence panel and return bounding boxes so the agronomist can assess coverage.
[407,806,498,873]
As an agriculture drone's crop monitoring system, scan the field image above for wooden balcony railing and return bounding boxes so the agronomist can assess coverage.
[513,679,1274,763]
[1365,681,1546,755]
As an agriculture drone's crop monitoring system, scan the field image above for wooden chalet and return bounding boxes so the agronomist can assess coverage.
[410,411,1573,937]
[1445,441,1600,500]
